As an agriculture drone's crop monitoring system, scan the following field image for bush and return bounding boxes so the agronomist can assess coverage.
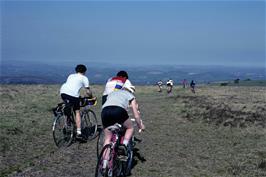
[220,83,228,86]
[234,79,240,84]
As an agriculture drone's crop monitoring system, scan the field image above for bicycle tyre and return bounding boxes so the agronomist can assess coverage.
[95,144,112,177]
[97,130,105,158]
[52,114,74,148]
[125,141,134,176]
[81,109,98,140]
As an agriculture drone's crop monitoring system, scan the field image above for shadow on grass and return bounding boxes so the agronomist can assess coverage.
[128,142,146,176]
[132,147,146,163]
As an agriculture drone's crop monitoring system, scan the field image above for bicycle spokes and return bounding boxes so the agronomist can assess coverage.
[53,115,74,148]
[82,110,98,140]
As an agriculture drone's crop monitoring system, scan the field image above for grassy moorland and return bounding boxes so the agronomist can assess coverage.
[0,84,266,177]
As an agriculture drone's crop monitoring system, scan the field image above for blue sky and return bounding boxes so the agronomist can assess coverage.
[1,0,265,67]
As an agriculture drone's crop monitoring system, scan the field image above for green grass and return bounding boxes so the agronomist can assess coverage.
[0,84,266,177]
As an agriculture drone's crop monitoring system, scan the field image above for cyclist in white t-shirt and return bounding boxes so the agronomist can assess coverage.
[60,64,92,141]
[157,80,163,92]
[166,79,174,94]
[102,71,133,105]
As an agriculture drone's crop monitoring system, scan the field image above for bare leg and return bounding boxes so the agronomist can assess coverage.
[123,118,134,144]
[103,128,112,146]
[75,110,81,133]
[103,128,112,163]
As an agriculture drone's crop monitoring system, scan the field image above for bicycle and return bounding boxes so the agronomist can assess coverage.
[190,80,196,94]
[95,123,136,177]
[96,118,140,158]
[52,97,98,148]
[190,85,195,94]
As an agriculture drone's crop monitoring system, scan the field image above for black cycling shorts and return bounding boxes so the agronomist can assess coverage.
[61,93,80,111]
[101,106,129,128]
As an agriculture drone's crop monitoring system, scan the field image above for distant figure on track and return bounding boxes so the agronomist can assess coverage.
[190,80,196,93]
[157,80,163,92]
[166,79,174,94]
[60,64,93,141]
[182,79,188,88]
[102,70,133,105]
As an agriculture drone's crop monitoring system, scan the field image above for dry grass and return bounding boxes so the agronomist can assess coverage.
[0,84,265,177]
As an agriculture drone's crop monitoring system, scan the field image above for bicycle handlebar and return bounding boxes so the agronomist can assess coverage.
[80,96,97,101]
[80,96,97,107]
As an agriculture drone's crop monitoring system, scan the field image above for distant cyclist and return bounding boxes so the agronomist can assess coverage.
[157,80,163,92]
[166,79,174,94]
[190,80,196,93]
[102,70,133,105]
[60,64,93,141]
[101,84,145,169]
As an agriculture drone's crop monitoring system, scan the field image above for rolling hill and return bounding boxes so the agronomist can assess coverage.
[1,60,265,85]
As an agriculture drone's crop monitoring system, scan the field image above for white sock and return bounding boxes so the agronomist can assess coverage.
[103,160,108,168]
[77,128,81,135]
[123,139,129,146]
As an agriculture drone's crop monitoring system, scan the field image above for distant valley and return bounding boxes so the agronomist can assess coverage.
[1,60,265,85]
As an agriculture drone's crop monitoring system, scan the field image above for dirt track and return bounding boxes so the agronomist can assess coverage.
[1,85,266,177]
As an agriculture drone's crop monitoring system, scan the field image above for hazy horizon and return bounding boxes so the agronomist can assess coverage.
[2,59,266,69]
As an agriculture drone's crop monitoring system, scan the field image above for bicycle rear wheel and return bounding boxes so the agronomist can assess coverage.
[97,130,105,158]
[52,115,74,148]
[82,109,98,140]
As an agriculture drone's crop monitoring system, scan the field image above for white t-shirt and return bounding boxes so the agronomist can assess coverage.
[60,73,89,98]
[167,80,174,86]
[157,81,163,86]
[103,76,132,96]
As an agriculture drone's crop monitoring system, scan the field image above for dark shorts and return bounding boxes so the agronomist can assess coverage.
[101,106,129,128]
[61,93,80,111]
[167,83,172,87]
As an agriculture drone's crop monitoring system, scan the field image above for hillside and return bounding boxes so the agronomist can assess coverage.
[1,60,265,85]
[0,84,266,177]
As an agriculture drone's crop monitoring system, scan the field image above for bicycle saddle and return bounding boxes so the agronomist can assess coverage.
[107,123,122,132]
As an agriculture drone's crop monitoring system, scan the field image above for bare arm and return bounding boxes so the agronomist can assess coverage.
[130,99,145,131]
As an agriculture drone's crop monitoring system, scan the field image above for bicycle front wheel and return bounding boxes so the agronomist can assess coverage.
[81,109,98,140]
[52,115,74,148]
[95,144,112,177]
[125,141,134,176]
